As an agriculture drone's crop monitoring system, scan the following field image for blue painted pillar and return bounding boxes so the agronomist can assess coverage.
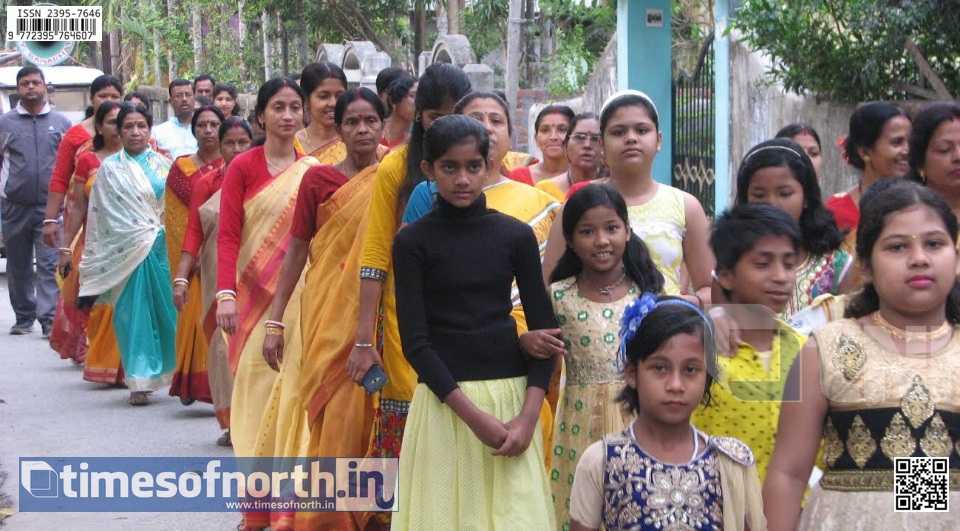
[713,0,731,214]
[617,0,672,185]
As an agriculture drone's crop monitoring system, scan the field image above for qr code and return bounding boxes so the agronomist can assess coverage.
[894,457,949,512]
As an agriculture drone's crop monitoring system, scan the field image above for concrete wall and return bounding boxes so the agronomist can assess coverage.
[135,85,257,124]
[728,34,859,199]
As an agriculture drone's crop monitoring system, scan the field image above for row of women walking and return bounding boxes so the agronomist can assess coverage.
[45,59,960,530]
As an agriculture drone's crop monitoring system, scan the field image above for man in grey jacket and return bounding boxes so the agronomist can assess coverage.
[0,65,71,337]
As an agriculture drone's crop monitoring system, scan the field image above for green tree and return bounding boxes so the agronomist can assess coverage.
[734,0,960,101]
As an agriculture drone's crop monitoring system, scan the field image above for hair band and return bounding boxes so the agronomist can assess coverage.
[600,89,659,121]
[743,145,804,163]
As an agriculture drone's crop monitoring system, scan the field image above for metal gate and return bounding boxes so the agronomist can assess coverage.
[672,36,716,217]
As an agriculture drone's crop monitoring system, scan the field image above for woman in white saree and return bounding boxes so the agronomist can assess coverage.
[79,102,177,405]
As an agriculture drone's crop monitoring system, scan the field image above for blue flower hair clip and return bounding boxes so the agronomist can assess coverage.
[617,291,658,369]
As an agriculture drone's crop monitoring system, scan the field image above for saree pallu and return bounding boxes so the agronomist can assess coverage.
[501,150,537,172]
[198,188,232,428]
[167,157,221,403]
[79,149,176,391]
[295,166,377,531]
[49,138,94,363]
[76,163,123,386]
[231,157,317,531]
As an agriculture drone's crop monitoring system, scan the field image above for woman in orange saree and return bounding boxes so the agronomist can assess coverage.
[58,101,125,385]
[166,104,224,406]
[47,75,123,360]
[294,62,347,162]
[173,117,254,445]
[215,78,317,531]
[254,88,385,531]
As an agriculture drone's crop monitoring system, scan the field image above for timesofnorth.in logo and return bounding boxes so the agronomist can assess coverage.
[19,457,399,513]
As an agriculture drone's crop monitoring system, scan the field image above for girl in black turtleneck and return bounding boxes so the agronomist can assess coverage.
[391,115,557,529]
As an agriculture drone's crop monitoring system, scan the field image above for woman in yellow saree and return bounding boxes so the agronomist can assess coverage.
[257,88,386,531]
[171,117,254,445]
[167,104,224,406]
[294,62,347,162]
[214,78,317,531]
[58,101,124,386]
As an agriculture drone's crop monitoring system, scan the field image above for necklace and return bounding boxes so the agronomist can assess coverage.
[580,268,627,296]
[630,422,700,463]
[265,156,287,175]
[871,311,951,341]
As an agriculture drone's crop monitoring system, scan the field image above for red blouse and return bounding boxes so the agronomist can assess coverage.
[507,165,534,186]
[825,192,859,233]
[73,151,100,186]
[216,146,303,291]
[181,167,224,257]
[290,165,348,241]
[50,124,92,194]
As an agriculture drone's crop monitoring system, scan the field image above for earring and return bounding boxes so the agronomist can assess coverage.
[919,169,927,185]
[415,114,422,123]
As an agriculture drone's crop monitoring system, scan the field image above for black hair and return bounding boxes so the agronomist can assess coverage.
[334,87,386,126]
[617,296,718,414]
[399,63,472,207]
[453,91,513,136]
[844,102,909,170]
[906,102,960,183]
[123,92,150,113]
[116,102,153,129]
[600,92,659,135]
[92,100,123,151]
[193,74,216,89]
[168,79,192,97]
[218,116,254,143]
[212,82,240,115]
[735,138,843,256]
[422,114,489,164]
[16,65,43,82]
[534,104,575,133]
[563,112,599,145]
[775,123,821,149]
[90,75,122,99]
[194,95,213,107]
[551,184,665,294]
[386,75,416,109]
[299,62,348,99]
[712,203,802,271]
[845,179,960,322]
[376,66,406,95]
[254,77,305,129]
[190,104,225,137]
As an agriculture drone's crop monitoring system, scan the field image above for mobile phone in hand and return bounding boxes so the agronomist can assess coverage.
[362,364,388,394]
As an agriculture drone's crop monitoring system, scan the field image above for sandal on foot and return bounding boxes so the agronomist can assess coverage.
[180,397,196,406]
[216,430,232,447]
[129,391,150,406]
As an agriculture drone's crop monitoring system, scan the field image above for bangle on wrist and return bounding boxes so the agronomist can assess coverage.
[355,343,374,349]
[264,319,285,329]
[216,291,236,303]
[265,327,284,336]
[43,219,59,225]
[58,247,72,254]
[173,277,189,286]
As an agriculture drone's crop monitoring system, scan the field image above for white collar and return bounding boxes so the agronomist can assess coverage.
[15,101,52,116]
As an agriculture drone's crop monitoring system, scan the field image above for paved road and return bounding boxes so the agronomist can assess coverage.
[0,259,238,530]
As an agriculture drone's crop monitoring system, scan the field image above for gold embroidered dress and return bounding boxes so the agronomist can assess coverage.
[800,319,960,530]
[549,277,634,528]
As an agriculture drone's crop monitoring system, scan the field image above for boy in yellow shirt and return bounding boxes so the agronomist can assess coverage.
[693,203,805,481]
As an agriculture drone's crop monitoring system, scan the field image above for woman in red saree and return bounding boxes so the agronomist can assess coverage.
[172,117,254,446]
[294,62,347,162]
[166,104,225,406]
[46,75,122,360]
[215,78,317,531]
[256,88,386,531]
[57,101,124,385]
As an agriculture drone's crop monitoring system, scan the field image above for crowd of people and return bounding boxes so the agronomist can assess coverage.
[1,59,958,530]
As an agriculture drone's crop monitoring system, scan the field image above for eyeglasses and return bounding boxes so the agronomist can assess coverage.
[570,133,601,144]
[171,93,193,101]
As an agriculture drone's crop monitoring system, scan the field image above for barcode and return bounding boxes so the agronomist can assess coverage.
[894,457,949,512]
[16,18,96,34]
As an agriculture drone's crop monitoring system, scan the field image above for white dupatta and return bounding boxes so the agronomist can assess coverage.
[79,149,170,300]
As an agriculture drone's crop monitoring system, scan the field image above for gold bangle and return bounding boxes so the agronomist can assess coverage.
[216,293,236,304]
[265,327,284,336]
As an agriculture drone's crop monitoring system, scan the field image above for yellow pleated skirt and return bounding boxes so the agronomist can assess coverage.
[393,377,556,530]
